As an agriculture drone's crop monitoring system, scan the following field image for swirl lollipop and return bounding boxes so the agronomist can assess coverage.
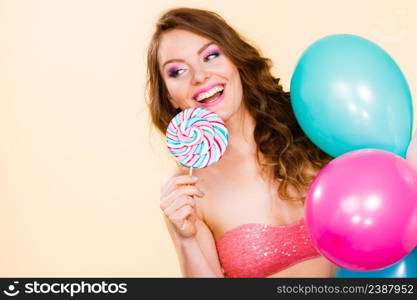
[166,107,229,171]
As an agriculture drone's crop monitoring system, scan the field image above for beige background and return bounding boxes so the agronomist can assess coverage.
[1,0,416,277]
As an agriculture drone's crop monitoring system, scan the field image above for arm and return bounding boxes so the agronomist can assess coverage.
[160,169,224,278]
[164,216,224,277]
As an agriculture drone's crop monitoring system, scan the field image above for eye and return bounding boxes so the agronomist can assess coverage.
[204,50,220,62]
[168,68,187,78]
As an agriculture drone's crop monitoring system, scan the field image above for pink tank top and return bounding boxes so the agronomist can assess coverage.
[215,218,320,277]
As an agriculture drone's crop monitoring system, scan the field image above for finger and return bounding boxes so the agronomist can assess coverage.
[163,175,198,196]
[160,185,203,210]
[181,209,197,231]
[170,205,193,228]
[163,195,195,217]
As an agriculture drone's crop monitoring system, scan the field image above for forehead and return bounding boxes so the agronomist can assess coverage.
[158,29,212,64]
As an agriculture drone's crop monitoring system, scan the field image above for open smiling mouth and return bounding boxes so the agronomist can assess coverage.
[194,85,224,104]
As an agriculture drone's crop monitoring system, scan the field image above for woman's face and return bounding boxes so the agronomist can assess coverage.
[158,29,243,121]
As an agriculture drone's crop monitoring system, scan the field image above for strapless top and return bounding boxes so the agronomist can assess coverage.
[215,218,320,277]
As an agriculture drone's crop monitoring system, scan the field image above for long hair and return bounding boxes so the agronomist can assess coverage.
[146,7,332,201]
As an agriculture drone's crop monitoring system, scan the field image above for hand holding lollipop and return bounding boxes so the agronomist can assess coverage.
[164,108,229,233]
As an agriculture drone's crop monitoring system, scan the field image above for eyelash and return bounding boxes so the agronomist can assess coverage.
[167,50,220,78]
[168,68,186,78]
[204,50,220,62]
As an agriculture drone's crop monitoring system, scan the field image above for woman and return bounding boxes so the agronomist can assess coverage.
[147,7,336,277]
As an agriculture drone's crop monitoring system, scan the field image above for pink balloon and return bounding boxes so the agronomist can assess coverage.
[306,149,417,271]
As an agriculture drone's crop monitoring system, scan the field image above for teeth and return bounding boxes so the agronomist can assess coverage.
[196,85,224,102]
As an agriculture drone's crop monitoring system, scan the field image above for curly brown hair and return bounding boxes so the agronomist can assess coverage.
[146,7,332,202]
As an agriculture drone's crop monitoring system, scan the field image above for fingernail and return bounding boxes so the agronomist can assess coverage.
[192,176,198,181]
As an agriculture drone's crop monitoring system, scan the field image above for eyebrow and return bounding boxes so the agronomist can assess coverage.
[161,42,215,69]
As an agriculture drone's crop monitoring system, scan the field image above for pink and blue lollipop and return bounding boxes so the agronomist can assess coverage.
[166,108,228,169]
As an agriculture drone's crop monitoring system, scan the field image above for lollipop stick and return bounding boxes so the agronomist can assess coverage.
[181,167,193,231]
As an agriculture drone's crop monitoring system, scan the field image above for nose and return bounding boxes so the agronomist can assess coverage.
[191,65,210,85]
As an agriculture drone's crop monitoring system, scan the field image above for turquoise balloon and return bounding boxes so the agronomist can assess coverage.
[336,247,417,278]
[290,34,413,157]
